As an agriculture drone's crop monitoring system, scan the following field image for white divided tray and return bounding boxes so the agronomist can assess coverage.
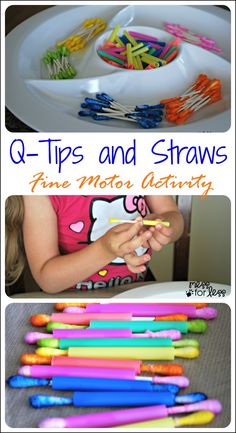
[6,5,231,132]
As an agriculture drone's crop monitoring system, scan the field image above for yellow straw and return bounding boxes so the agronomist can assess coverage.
[109,218,170,227]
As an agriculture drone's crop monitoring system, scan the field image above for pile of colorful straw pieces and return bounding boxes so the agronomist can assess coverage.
[7,303,222,428]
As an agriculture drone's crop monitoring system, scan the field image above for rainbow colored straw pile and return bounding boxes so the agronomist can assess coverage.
[7,302,222,428]
[97,25,180,70]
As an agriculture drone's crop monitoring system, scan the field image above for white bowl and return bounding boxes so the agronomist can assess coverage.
[95,26,180,72]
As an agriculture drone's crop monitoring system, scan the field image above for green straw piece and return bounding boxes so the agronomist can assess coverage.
[123,30,138,46]
[89,321,189,333]
[59,337,173,350]
[162,45,178,60]
[107,24,120,43]
[97,50,125,65]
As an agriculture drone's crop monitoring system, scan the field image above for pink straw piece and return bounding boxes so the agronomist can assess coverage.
[158,43,172,59]
[52,356,141,372]
[50,312,132,325]
[18,365,137,380]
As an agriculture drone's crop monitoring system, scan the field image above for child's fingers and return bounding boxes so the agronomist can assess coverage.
[148,231,171,251]
[124,252,150,274]
[124,252,151,268]
[155,225,174,237]
[120,229,152,255]
[115,221,144,242]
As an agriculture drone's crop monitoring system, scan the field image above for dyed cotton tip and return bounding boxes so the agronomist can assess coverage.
[196,307,218,320]
[21,353,51,365]
[63,307,85,313]
[24,332,51,344]
[188,319,207,333]
[175,392,207,404]
[6,375,49,388]
[30,394,72,408]
[30,314,50,327]
[39,418,67,428]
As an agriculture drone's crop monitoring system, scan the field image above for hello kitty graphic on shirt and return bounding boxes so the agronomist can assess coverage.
[49,195,150,290]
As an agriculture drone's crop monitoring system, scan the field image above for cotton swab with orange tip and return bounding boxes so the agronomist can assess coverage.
[55,303,89,311]
[109,218,170,227]
[161,74,222,125]
[115,410,215,428]
[20,354,184,376]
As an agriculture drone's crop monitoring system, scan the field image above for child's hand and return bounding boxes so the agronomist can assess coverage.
[148,224,174,251]
[101,219,153,260]
[143,213,174,251]
[123,251,151,274]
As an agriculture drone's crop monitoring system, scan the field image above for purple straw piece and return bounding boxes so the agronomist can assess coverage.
[63,307,85,314]
[129,31,159,42]
[38,405,168,428]
[152,376,189,388]
[24,332,51,344]
[53,328,132,339]
[38,399,221,428]
[168,399,222,415]
[159,43,172,58]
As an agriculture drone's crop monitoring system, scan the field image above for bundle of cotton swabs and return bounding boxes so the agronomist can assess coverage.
[161,74,222,125]
[43,46,76,79]
[78,93,165,128]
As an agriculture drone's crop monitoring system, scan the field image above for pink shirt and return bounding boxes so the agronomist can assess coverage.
[49,195,150,290]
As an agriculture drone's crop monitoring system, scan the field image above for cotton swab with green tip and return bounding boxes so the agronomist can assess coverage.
[67,346,200,360]
[42,46,76,79]
[36,337,199,350]
[116,410,215,428]
[89,319,207,334]
[108,218,170,227]
[46,322,87,332]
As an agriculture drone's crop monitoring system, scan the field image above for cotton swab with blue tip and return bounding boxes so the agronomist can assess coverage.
[7,374,184,392]
[29,390,207,408]
[78,92,165,128]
